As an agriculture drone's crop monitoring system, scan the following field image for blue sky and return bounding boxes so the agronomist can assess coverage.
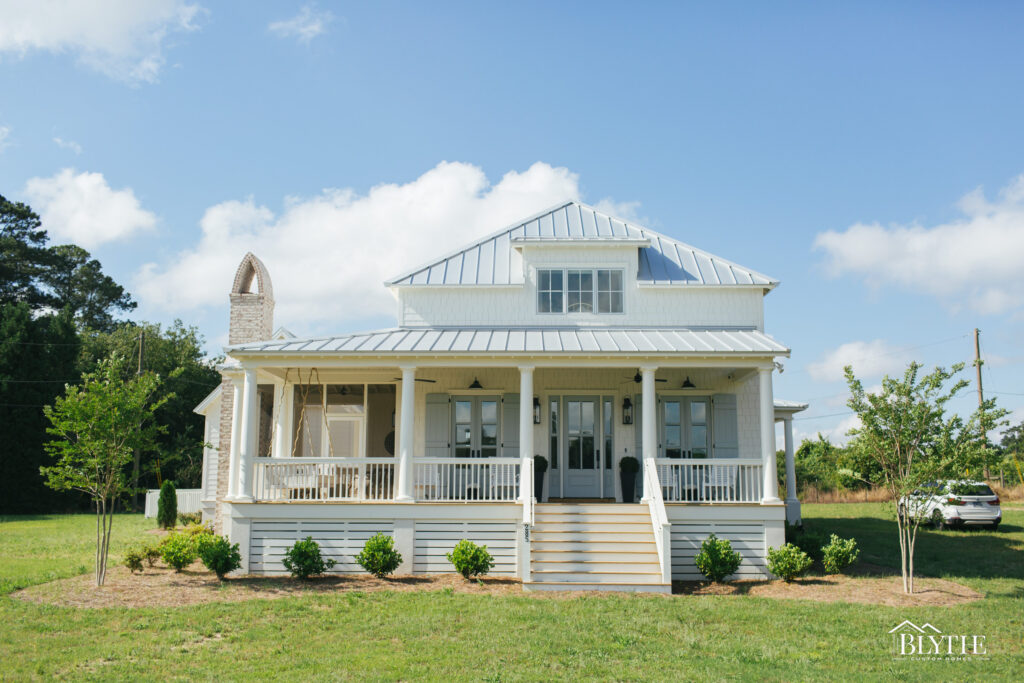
[1,1,1023,445]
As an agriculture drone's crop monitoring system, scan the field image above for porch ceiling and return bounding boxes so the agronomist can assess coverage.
[226,326,788,358]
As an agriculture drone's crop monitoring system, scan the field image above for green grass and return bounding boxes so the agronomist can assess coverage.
[0,506,1021,681]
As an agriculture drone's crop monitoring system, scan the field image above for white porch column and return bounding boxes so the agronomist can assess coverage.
[518,366,535,502]
[395,365,416,502]
[759,367,782,504]
[640,366,657,502]
[226,377,243,500]
[236,367,258,502]
[783,416,801,524]
[271,380,292,458]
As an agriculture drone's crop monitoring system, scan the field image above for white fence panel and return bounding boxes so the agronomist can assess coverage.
[144,488,202,518]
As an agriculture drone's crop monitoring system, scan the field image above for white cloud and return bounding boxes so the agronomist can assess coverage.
[814,174,1024,315]
[806,339,912,383]
[268,5,333,44]
[0,0,202,84]
[23,168,157,249]
[53,137,82,154]
[0,125,9,152]
[135,161,622,329]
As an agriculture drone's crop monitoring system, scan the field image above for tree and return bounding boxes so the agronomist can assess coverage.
[40,357,167,586]
[844,362,1006,594]
[43,245,135,331]
[157,480,177,529]
[0,194,51,309]
[0,303,81,513]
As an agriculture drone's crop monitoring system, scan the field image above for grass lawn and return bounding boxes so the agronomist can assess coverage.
[0,506,1021,681]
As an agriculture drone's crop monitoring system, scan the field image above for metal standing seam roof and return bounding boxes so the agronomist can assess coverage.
[386,201,779,288]
[226,327,789,356]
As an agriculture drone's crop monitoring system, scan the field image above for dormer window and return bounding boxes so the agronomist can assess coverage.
[538,268,623,314]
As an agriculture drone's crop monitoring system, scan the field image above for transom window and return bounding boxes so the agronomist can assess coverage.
[537,268,623,314]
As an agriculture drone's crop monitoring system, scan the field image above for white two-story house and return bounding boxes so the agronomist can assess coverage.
[195,201,806,591]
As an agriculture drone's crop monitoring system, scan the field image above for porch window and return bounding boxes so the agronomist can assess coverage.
[659,396,711,459]
[536,268,623,314]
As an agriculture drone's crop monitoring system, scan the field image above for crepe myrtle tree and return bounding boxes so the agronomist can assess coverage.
[40,356,167,586]
[843,361,1006,594]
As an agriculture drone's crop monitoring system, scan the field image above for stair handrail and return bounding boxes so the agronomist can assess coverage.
[643,458,673,584]
[521,456,534,526]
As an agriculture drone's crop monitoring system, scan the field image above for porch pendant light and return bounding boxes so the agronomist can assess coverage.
[622,397,634,425]
[682,376,696,389]
[533,397,541,424]
[469,377,483,389]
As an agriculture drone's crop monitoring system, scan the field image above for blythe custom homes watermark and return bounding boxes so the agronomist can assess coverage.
[889,621,988,660]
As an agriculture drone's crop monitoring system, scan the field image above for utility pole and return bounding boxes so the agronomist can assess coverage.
[132,330,145,511]
[975,328,988,480]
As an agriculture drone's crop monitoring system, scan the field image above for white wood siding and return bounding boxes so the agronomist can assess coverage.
[413,521,518,575]
[670,520,769,580]
[249,520,395,574]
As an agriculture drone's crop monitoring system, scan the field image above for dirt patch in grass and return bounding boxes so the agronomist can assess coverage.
[14,562,524,609]
[675,570,982,607]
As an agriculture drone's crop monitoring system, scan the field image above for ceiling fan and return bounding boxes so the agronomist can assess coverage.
[624,370,667,384]
[391,377,437,383]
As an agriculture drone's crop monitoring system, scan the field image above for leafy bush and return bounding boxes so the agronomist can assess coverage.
[283,537,337,579]
[767,543,813,582]
[143,543,162,567]
[177,512,202,526]
[822,534,860,574]
[447,539,496,579]
[157,481,177,530]
[355,533,402,579]
[198,535,242,580]
[161,532,198,572]
[694,534,742,582]
[123,547,145,574]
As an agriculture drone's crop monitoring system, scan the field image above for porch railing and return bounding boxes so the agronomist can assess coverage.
[643,458,673,584]
[654,458,763,503]
[252,458,396,502]
[413,457,521,502]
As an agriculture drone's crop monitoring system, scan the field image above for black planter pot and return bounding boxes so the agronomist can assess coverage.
[620,471,637,503]
[534,470,545,501]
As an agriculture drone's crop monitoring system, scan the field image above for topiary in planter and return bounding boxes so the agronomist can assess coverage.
[198,535,242,580]
[283,537,337,579]
[767,543,813,582]
[821,534,860,575]
[619,456,640,503]
[355,533,402,578]
[157,480,177,530]
[447,539,496,579]
[534,456,548,500]
[694,534,742,582]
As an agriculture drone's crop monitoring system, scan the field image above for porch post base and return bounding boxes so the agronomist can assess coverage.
[393,494,414,503]
[785,498,802,525]
[760,496,783,505]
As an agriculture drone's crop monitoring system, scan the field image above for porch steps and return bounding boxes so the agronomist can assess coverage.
[523,504,670,594]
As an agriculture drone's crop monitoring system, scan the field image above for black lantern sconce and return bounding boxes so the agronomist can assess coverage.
[533,397,541,424]
[622,397,634,425]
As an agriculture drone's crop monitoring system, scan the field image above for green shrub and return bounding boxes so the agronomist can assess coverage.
[767,543,813,582]
[822,534,860,574]
[157,481,177,530]
[694,534,742,582]
[198,535,242,580]
[177,512,202,526]
[447,540,496,579]
[161,532,198,572]
[355,533,402,579]
[123,547,145,574]
[283,537,337,579]
[143,543,162,567]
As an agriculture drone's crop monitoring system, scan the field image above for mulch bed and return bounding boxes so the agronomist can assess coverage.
[13,561,982,609]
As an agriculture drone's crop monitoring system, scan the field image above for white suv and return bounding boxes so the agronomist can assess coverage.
[900,480,1002,530]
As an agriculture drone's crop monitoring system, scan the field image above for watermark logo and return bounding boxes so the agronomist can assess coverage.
[889,620,988,661]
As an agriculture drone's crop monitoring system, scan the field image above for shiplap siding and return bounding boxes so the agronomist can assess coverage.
[670,520,769,580]
[249,520,395,574]
[413,521,518,575]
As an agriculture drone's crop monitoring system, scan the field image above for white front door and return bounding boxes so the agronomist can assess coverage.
[563,396,612,498]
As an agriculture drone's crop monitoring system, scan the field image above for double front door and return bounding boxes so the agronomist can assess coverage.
[558,396,614,498]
